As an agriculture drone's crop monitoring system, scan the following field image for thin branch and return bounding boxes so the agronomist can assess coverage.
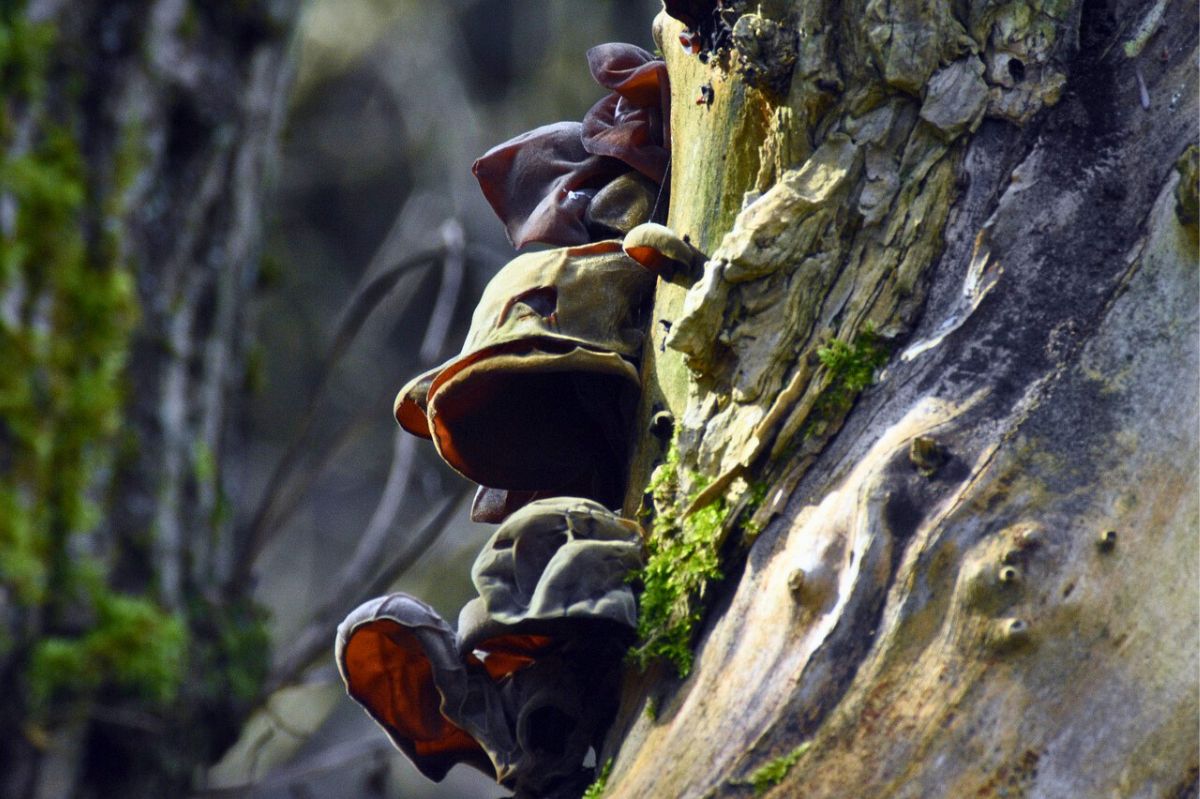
[420,219,466,362]
[359,489,467,602]
[241,233,494,552]
[231,247,442,590]
[264,488,464,694]
[325,430,420,610]
[245,213,470,697]
[261,217,468,689]
[246,397,380,544]
[191,735,393,798]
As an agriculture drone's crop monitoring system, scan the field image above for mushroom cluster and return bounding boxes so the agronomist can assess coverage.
[473,43,670,249]
[335,38,705,798]
[340,227,705,797]
[337,500,642,798]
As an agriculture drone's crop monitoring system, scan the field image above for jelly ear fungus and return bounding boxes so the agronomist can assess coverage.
[337,500,643,798]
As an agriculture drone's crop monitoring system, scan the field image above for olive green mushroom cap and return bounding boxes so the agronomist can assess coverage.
[458,497,644,652]
[337,499,645,795]
[394,241,655,493]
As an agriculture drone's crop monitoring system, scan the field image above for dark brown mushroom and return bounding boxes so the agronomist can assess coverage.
[472,43,670,250]
[581,44,670,183]
[472,122,624,250]
[581,94,667,184]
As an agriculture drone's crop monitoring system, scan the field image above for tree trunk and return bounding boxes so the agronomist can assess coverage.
[602,1,1198,797]
[0,1,296,796]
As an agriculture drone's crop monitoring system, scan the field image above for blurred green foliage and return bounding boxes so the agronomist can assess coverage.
[30,575,188,709]
[0,4,186,712]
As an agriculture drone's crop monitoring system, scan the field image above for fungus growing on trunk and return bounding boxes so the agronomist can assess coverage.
[458,497,644,648]
[473,43,670,248]
[337,500,643,798]
[336,594,495,782]
[622,221,706,279]
[471,121,622,250]
[580,44,670,183]
[394,241,655,514]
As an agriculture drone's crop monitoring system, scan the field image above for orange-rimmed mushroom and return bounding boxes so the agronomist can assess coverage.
[393,242,655,508]
[335,594,500,782]
[622,221,706,279]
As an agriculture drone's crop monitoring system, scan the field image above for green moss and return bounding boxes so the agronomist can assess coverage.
[257,249,284,290]
[740,481,770,538]
[244,343,267,394]
[0,12,54,121]
[816,326,888,403]
[583,758,614,799]
[787,326,890,444]
[629,440,729,677]
[193,440,216,484]
[1174,144,1198,227]
[746,743,811,795]
[30,582,187,709]
[0,6,160,718]
[190,596,271,706]
[177,4,201,40]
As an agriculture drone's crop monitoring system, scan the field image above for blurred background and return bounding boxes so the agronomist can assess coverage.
[0,1,657,798]
[218,1,658,797]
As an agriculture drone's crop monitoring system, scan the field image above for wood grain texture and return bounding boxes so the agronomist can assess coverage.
[608,1,1198,796]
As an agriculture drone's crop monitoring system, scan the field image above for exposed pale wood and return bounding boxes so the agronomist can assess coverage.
[608,0,1198,796]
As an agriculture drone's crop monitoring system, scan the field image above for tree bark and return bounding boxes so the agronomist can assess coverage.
[0,1,296,797]
[603,1,1198,797]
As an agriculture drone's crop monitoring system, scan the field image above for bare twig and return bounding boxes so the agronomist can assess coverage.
[231,247,442,590]
[191,735,393,798]
[325,430,420,611]
[247,392,385,544]
[234,212,475,591]
[359,488,467,602]
[241,212,470,704]
[420,219,466,362]
[264,487,465,693]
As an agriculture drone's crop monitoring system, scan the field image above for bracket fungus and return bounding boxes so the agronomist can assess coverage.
[350,36,675,798]
[395,240,656,517]
[337,500,643,798]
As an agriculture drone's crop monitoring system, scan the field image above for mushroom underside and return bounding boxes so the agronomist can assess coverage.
[429,359,639,503]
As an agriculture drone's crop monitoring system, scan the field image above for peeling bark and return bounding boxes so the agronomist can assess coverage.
[606,0,1198,797]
